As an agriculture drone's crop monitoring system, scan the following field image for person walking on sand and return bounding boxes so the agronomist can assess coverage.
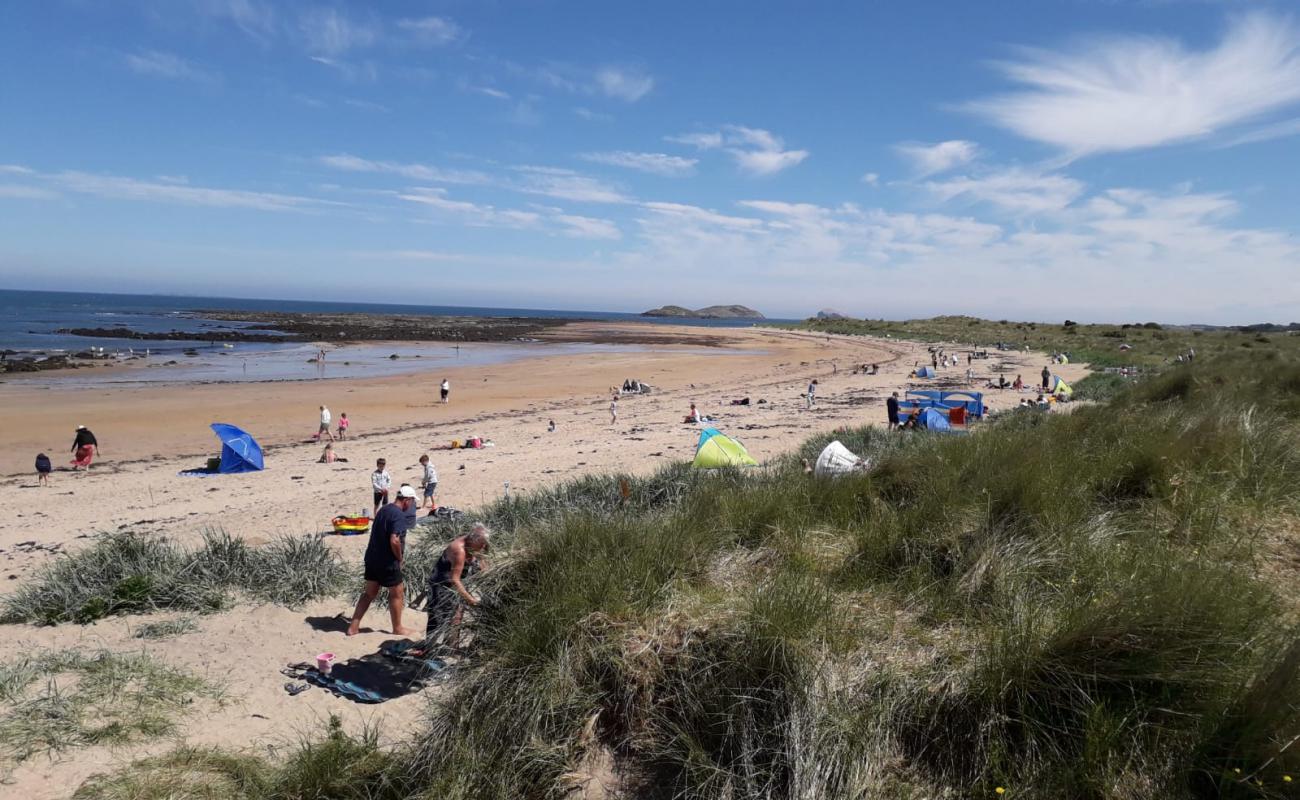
[317,405,334,442]
[372,458,391,513]
[35,453,52,486]
[610,395,619,425]
[425,524,490,648]
[806,379,818,409]
[1041,366,1051,391]
[336,412,349,440]
[419,454,438,510]
[347,485,418,637]
[70,425,98,469]
[887,392,900,428]
[440,378,450,404]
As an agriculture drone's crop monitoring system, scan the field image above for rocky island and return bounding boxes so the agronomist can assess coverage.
[642,304,765,319]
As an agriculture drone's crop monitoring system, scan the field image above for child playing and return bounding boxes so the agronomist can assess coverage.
[371,458,391,513]
[337,412,350,440]
[419,453,438,510]
[35,453,52,486]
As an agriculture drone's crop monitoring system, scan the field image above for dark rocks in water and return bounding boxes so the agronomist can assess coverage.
[389,354,400,360]
[55,326,288,343]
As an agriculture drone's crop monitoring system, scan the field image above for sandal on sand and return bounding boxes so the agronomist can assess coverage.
[284,682,309,696]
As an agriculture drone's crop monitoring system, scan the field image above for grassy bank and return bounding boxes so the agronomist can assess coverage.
[70,351,1300,799]
[780,315,1300,370]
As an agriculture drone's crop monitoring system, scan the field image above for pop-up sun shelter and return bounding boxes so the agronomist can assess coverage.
[210,423,265,473]
[916,366,936,378]
[1050,376,1073,396]
[692,427,758,469]
[814,441,868,477]
[919,408,952,431]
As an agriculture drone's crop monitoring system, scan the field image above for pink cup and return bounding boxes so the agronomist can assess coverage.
[316,652,335,675]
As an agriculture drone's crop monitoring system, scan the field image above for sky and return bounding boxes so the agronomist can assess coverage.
[1,1,1299,324]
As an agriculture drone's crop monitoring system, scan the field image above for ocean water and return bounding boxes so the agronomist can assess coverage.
[0,289,776,354]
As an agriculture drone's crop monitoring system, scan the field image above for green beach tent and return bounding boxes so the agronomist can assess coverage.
[693,428,758,469]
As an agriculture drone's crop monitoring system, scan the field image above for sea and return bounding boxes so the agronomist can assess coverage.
[0,290,778,385]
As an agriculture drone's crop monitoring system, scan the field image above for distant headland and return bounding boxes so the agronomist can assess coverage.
[641,304,765,319]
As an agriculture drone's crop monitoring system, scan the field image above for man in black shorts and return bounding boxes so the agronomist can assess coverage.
[347,485,418,636]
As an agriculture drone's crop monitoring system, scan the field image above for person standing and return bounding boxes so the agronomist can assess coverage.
[440,378,450,404]
[419,454,438,510]
[886,392,900,427]
[425,524,490,648]
[347,485,418,637]
[317,406,334,442]
[1041,366,1051,391]
[371,458,391,513]
[806,379,818,409]
[70,425,98,469]
[610,395,619,425]
[336,412,349,440]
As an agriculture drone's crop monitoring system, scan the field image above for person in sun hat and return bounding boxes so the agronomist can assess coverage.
[70,425,98,469]
[347,485,419,637]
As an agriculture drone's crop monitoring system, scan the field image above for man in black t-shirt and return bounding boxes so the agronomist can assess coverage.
[886,392,900,427]
[347,485,418,636]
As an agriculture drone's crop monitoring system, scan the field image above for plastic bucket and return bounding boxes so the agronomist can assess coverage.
[316,652,335,675]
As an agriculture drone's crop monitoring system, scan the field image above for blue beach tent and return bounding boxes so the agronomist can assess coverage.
[916,366,936,378]
[210,423,265,473]
[919,408,952,431]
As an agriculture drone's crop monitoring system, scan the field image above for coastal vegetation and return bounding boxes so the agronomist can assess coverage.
[61,349,1300,799]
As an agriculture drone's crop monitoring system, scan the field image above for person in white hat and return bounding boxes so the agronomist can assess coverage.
[347,485,419,637]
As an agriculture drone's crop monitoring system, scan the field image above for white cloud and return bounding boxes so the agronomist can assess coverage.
[640,202,764,230]
[580,151,697,176]
[397,16,462,46]
[922,168,1085,214]
[472,86,511,100]
[594,67,654,101]
[298,8,378,56]
[895,140,978,176]
[398,187,619,239]
[969,12,1300,157]
[318,154,492,186]
[665,132,724,150]
[514,166,631,203]
[1219,116,1300,147]
[665,125,808,176]
[44,170,331,211]
[574,107,613,122]
[197,0,276,43]
[861,172,880,186]
[123,50,216,83]
[554,214,622,240]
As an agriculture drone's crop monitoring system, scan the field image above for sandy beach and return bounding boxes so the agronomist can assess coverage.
[0,323,1089,798]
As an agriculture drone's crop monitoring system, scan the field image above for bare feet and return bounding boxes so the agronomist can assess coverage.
[345,622,360,636]
[393,626,417,637]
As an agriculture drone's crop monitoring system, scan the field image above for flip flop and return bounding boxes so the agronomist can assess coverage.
[284,682,309,696]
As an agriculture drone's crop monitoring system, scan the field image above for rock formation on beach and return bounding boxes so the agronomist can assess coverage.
[642,304,765,319]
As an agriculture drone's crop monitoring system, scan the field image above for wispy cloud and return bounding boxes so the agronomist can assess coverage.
[666,125,808,176]
[298,7,378,56]
[398,187,620,239]
[197,0,277,43]
[968,12,1300,157]
[0,185,59,200]
[7,167,335,212]
[1219,116,1300,147]
[861,172,880,186]
[574,107,613,122]
[514,166,631,203]
[580,151,697,177]
[922,168,1085,214]
[895,140,978,177]
[397,16,463,47]
[594,67,654,101]
[123,50,217,83]
[319,154,492,186]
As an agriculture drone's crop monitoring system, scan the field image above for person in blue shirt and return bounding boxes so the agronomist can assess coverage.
[346,485,418,637]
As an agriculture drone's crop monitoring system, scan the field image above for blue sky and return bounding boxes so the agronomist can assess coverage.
[1,1,1298,323]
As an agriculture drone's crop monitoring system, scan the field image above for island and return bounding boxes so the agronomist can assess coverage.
[642,304,765,319]
[815,308,850,320]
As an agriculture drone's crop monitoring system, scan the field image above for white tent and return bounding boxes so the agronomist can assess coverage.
[814,441,869,477]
